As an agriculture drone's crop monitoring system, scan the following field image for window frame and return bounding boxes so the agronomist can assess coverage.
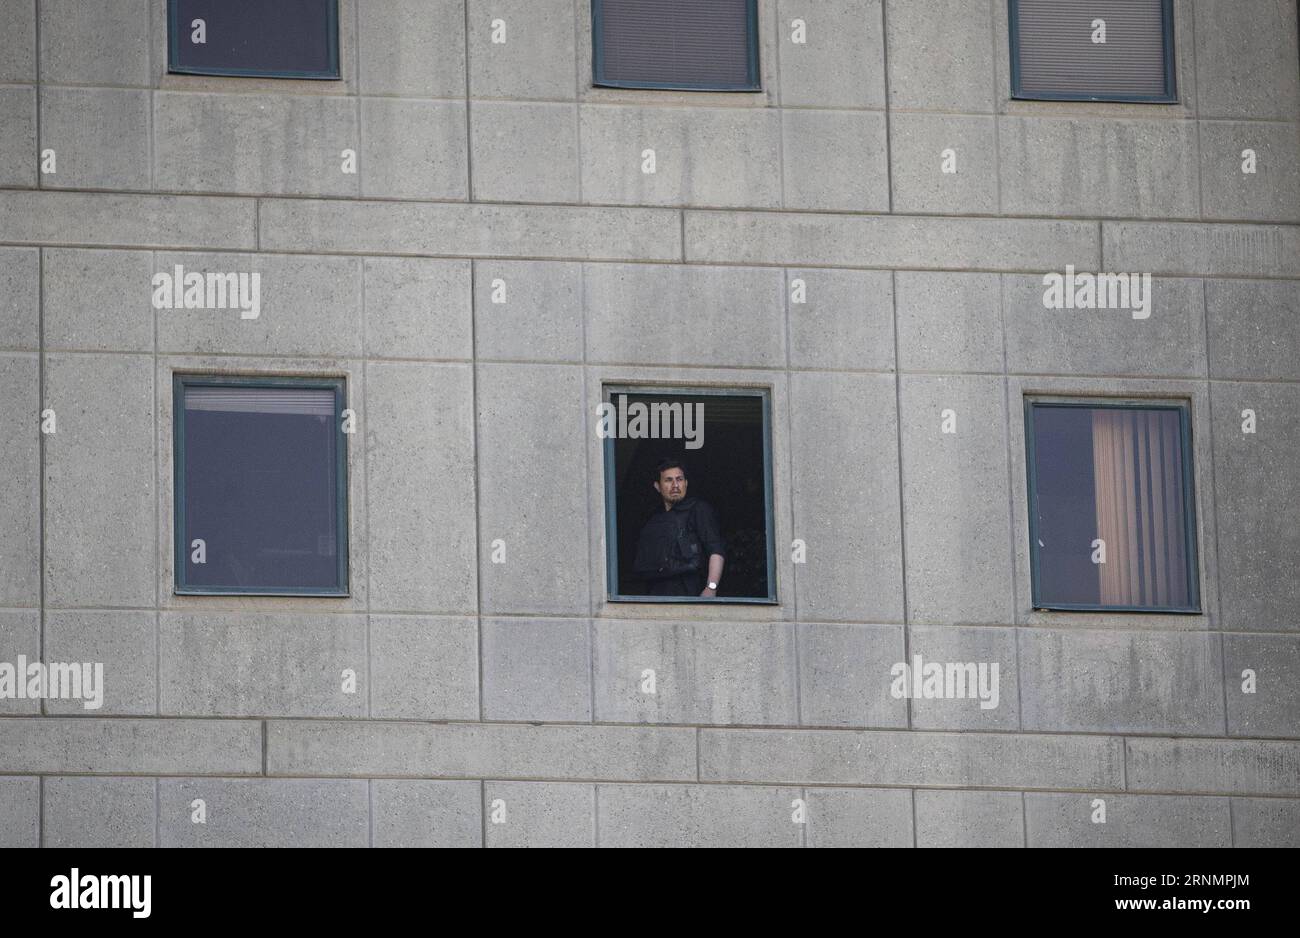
[602,384,777,604]
[173,373,350,597]
[1008,0,1178,104]
[1023,396,1200,614]
[591,0,762,92]
[166,0,342,80]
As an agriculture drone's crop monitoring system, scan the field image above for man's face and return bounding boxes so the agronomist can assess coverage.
[654,468,687,505]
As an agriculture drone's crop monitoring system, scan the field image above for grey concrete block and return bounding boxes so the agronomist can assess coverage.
[1003,274,1206,378]
[1025,793,1231,848]
[790,372,905,622]
[476,363,588,615]
[907,626,1018,730]
[1232,797,1300,847]
[268,720,698,782]
[43,353,154,608]
[0,87,35,188]
[890,114,998,215]
[473,261,582,362]
[797,623,907,728]
[781,109,889,212]
[1207,279,1300,381]
[898,375,1014,625]
[895,272,1002,374]
[39,88,150,191]
[365,362,478,613]
[154,92,360,197]
[0,248,39,350]
[370,615,479,721]
[372,780,481,848]
[159,613,368,717]
[360,98,468,200]
[1211,382,1300,631]
[364,257,473,361]
[1200,121,1300,223]
[1019,629,1224,735]
[1223,634,1300,738]
[0,358,39,606]
[359,0,466,96]
[0,777,38,848]
[0,190,256,250]
[258,198,681,261]
[470,101,580,203]
[1127,738,1300,796]
[579,106,782,208]
[485,781,594,848]
[44,777,155,848]
[585,264,785,367]
[885,0,995,112]
[686,211,1101,271]
[1103,222,1300,279]
[160,779,368,848]
[593,620,798,726]
[914,789,1024,847]
[700,727,1124,789]
[43,248,154,353]
[0,0,35,82]
[787,269,894,372]
[468,0,576,100]
[0,717,262,775]
[44,611,156,715]
[805,787,913,847]
[39,0,150,85]
[597,784,802,848]
[1194,0,1300,120]
[778,0,884,108]
[999,118,1199,219]
[482,617,592,722]
[0,610,40,715]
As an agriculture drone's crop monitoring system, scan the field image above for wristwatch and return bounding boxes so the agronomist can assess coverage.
[707,581,718,590]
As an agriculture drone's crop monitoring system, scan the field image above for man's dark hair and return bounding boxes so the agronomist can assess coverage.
[653,457,687,482]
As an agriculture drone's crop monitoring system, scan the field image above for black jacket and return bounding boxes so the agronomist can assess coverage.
[631,497,726,582]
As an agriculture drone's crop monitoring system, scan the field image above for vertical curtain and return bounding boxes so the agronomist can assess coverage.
[1091,409,1186,606]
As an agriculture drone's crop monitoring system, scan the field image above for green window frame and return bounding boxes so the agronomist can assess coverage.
[592,0,762,92]
[1024,397,1200,614]
[173,374,350,596]
[1008,0,1177,103]
[602,385,777,604]
[167,0,341,80]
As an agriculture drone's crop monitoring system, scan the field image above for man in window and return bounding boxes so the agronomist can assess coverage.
[631,458,726,598]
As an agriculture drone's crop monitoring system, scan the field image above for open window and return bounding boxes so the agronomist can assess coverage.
[168,0,341,79]
[1009,0,1176,103]
[602,387,775,603]
[592,0,761,91]
[174,375,349,595]
[1025,398,1199,613]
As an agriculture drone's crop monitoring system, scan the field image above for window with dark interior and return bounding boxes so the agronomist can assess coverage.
[1009,0,1176,102]
[602,387,775,602]
[168,0,340,79]
[593,0,760,91]
[1026,400,1199,613]
[174,376,348,595]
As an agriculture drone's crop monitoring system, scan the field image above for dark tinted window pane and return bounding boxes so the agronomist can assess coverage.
[1030,404,1196,610]
[608,391,771,600]
[596,0,757,90]
[180,384,344,592]
[170,0,339,78]
[1013,0,1171,100]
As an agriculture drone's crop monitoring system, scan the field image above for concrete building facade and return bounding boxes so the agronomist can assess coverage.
[0,0,1298,847]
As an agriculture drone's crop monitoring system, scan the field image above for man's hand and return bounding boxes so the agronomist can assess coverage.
[700,586,717,598]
